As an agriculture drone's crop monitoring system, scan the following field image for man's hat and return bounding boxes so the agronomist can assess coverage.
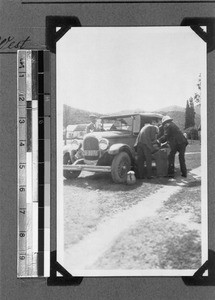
[89,114,97,118]
[162,115,173,125]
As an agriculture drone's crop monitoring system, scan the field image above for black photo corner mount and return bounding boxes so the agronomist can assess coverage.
[45,15,215,286]
[46,16,82,53]
[181,17,215,53]
[47,251,83,286]
[182,250,215,286]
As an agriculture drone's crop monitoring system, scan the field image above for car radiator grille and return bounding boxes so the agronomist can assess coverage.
[83,136,99,160]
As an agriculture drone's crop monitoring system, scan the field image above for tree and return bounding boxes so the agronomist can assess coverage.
[194,73,201,105]
[185,100,190,129]
[185,97,195,129]
[63,104,72,129]
[189,97,195,127]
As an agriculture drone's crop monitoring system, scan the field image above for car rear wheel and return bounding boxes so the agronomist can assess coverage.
[111,152,131,183]
[63,152,81,179]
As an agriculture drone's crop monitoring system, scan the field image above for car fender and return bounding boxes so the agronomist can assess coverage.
[108,143,133,159]
[73,158,85,165]
[63,147,78,163]
[63,145,72,156]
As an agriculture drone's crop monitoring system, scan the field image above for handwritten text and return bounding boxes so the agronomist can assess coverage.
[0,36,31,50]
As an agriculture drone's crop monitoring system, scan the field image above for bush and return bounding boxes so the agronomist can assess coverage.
[184,127,199,140]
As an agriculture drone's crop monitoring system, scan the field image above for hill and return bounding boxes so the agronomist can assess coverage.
[154,105,185,113]
[63,104,201,131]
[63,104,100,128]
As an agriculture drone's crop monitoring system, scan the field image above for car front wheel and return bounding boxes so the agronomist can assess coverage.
[63,152,81,179]
[111,151,131,183]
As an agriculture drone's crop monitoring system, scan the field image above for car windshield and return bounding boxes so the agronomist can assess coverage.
[101,117,133,132]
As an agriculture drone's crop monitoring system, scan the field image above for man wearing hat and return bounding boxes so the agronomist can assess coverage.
[159,116,188,178]
[134,120,159,179]
[86,114,97,133]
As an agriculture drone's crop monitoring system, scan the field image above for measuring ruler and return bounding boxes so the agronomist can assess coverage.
[17,50,50,277]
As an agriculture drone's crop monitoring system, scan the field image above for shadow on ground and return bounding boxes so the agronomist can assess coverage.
[63,166,201,191]
[63,172,145,191]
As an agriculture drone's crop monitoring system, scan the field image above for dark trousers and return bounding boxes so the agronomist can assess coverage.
[136,143,152,178]
[153,149,168,177]
[168,143,187,176]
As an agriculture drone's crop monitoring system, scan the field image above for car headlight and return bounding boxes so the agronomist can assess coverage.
[99,138,109,151]
[70,139,81,151]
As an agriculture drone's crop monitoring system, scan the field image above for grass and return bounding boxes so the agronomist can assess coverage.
[91,218,201,270]
[158,186,201,223]
[64,181,162,248]
[174,140,201,173]
[186,139,201,152]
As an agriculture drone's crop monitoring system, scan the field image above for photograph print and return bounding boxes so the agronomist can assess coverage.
[56,26,207,276]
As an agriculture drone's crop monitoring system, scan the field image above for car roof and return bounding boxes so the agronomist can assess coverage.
[100,112,163,120]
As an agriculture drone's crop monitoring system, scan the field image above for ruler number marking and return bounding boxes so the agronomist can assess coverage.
[19,57,25,69]
[19,164,26,170]
[19,255,26,261]
[19,232,26,238]
[19,119,26,124]
[19,95,25,102]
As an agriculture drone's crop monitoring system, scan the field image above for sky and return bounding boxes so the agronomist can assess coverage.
[57,27,206,114]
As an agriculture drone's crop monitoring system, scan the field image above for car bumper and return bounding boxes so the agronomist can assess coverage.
[63,164,111,173]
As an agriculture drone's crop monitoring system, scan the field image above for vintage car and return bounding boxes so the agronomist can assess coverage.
[63,113,163,183]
